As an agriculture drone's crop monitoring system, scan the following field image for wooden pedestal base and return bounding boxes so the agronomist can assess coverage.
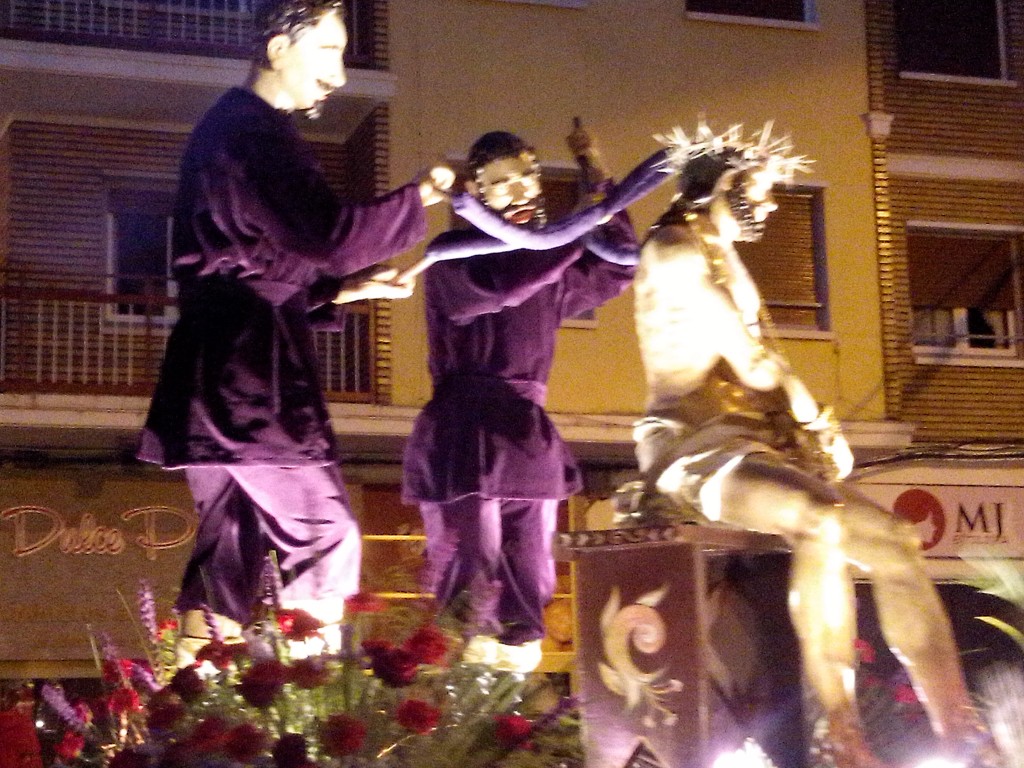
[558,524,804,768]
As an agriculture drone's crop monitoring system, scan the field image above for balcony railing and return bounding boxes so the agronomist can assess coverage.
[0,0,378,68]
[0,269,375,401]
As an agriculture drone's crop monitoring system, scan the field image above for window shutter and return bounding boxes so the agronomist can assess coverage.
[735,188,822,328]
[907,232,1016,312]
[106,186,174,216]
[686,0,808,22]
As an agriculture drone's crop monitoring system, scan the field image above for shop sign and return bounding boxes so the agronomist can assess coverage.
[0,471,196,665]
[855,482,1023,558]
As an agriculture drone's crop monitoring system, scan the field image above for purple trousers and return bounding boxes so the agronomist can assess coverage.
[420,496,557,646]
[176,464,361,625]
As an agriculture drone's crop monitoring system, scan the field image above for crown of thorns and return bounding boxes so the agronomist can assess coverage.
[655,119,812,184]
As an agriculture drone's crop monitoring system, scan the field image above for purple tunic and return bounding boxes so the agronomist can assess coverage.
[138,88,426,468]
[401,210,638,503]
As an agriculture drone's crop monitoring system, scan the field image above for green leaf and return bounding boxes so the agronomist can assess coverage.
[976,615,1024,649]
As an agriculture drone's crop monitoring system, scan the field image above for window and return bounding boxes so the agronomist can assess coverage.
[895,0,1006,80]
[686,0,815,24]
[106,185,176,321]
[908,228,1023,361]
[734,185,829,333]
[491,0,587,7]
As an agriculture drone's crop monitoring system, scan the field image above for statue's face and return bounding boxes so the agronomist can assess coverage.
[712,166,778,242]
[268,9,347,113]
[474,152,542,225]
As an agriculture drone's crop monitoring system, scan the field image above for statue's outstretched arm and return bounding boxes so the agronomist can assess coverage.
[445,148,672,259]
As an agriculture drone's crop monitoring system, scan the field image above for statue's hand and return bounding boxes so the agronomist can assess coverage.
[418,165,456,206]
[566,117,609,188]
[565,116,594,156]
[798,406,853,480]
[332,267,415,304]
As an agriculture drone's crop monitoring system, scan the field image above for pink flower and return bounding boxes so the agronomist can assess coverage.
[403,624,449,666]
[319,714,367,757]
[494,714,533,746]
[238,660,288,708]
[396,699,442,734]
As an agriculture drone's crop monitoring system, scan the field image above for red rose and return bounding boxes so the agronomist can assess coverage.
[395,699,441,734]
[289,657,330,689]
[102,658,135,685]
[403,624,449,666]
[276,609,323,640]
[146,694,186,731]
[55,731,86,761]
[345,592,387,614]
[110,748,149,768]
[272,734,310,768]
[196,641,248,671]
[224,723,268,763]
[401,626,446,667]
[72,699,95,725]
[188,717,231,753]
[169,666,205,703]
[364,642,417,687]
[109,686,141,715]
[238,660,288,708]
[362,639,391,656]
[0,711,42,768]
[157,618,179,641]
[319,714,367,757]
[494,714,533,746]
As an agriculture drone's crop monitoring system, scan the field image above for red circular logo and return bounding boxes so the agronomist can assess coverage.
[892,489,946,550]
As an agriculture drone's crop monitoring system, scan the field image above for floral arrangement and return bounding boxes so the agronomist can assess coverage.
[39,579,582,768]
[962,555,1024,768]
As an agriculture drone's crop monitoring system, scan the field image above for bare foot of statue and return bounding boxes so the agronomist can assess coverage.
[942,708,1005,768]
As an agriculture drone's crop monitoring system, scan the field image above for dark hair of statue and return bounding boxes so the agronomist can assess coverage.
[467,131,536,177]
[674,151,740,212]
[252,0,345,68]
[658,152,764,233]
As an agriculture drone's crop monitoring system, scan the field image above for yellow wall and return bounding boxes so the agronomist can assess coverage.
[384,0,886,422]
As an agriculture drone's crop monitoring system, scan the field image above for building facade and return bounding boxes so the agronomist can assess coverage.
[1,0,1019,681]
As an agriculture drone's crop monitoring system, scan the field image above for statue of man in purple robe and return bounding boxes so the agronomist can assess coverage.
[401,124,649,672]
[137,0,452,661]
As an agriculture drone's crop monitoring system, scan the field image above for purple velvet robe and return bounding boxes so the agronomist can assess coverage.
[138,88,426,468]
[401,210,639,504]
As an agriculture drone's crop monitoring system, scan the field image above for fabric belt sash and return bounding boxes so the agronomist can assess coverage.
[435,374,548,407]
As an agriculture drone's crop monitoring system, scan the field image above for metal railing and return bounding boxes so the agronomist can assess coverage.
[0,269,375,401]
[0,0,378,68]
